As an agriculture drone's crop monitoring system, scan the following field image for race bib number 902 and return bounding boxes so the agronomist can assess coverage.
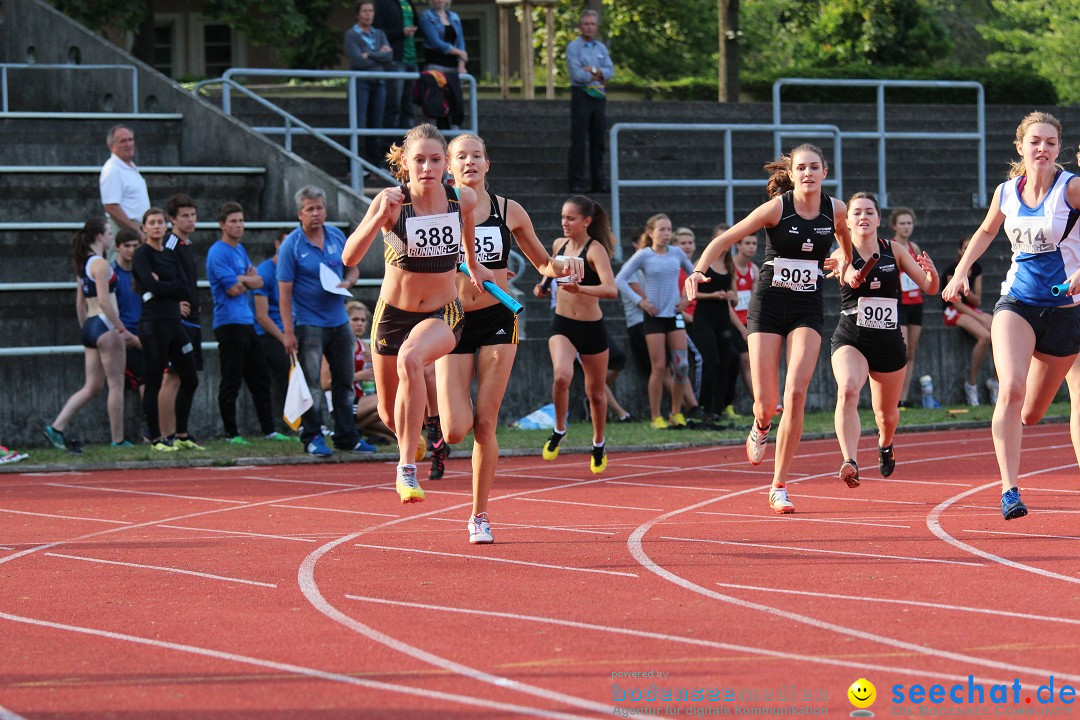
[856,296,897,330]
[405,212,461,258]
[771,258,818,292]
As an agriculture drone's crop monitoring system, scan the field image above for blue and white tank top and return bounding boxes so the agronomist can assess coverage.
[999,170,1080,306]
[80,255,117,298]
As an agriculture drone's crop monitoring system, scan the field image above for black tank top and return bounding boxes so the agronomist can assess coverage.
[759,191,836,295]
[473,194,514,270]
[695,267,732,325]
[555,237,601,286]
[840,239,899,311]
[383,184,462,273]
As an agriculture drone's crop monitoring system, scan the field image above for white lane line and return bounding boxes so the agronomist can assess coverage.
[425,518,613,536]
[512,497,663,511]
[863,476,973,487]
[342,594,1040,687]
[0,704,29,720]
[417,489,474,497]
[627,440,1080,685]
[242,476,393,489]
[608,481,731,492]
[354,543,638,578]
[0,546,13,551]
[159,525,319,543]
[963,529,1080,541]
[1023,487,1080,495]
[806,494,927,506]
[44,552,278,588]
[695,510,910,529]
[713,582,1080,626]
[45,482,248,505]
[19,471,88,477]
[0,612,590,720]
[0,507,131,524]
[660,536,983,567]
[269,503,399,518]
[927,463,1080,587]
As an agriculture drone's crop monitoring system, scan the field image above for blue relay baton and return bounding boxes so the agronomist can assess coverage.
[1052,281,1072,297]
[458,262,524,315]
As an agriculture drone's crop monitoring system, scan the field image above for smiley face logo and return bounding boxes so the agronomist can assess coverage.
[848,678,876,709]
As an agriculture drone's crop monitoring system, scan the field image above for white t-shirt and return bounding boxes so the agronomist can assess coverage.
[99,153,150,224]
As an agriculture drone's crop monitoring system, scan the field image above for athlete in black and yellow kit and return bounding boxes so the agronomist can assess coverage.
[830,192,938,487]
[443,134,584,544]
[343,123,494,504]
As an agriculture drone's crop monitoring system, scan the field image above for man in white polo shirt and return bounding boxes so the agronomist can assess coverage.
[99,124,150,240]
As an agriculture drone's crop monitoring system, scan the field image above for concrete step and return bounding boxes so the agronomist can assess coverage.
[0,115,186,165]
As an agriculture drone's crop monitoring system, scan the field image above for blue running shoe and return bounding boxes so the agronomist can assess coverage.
[350,439,378,454]
[306,435,333,457]
[1001,487,1028,520]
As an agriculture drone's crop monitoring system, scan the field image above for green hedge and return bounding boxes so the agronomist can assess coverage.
[612,65,1057,105]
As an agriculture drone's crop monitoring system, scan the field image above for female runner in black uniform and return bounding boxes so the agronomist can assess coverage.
[343,123,493,504]
[830,193,938,486]
[535,195,618,474]
[686,144,853,513]
[444,133,583,543]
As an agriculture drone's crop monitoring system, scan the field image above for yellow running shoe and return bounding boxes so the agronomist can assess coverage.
[590,442,607,474]
[151,439,178,453]
[722,405,742,420]
[396,465,425,504]
[650,416,669,430]
[173,435,205,450]
[542,429,565,460]
[669,412,687,427]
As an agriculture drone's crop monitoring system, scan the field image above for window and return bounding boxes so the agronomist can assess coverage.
[152,23,175,77]
[203,23,233,78]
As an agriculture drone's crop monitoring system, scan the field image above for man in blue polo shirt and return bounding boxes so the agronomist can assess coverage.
[206,201,287,444]
[277,186,363,457]
[252,230,292,433]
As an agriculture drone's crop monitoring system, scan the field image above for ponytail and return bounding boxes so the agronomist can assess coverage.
[72,217,108,277]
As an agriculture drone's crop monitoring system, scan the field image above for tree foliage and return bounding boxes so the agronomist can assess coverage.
[977,0,1080,104]
[52,0,147,34]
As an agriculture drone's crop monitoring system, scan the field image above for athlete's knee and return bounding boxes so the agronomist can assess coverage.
[671,349,689,384]
[396,349,425,380]
[377,403,395,432]
[443,413,473,445]
[552,367,573,390]
[472,413,498,443]
[837,381,860,406]
[877,407,899,431]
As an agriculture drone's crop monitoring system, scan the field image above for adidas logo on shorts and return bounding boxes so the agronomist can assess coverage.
[495,329,506,335]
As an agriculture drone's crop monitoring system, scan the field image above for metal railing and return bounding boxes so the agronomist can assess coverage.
[193,68,479,194]
[609,123,843,260]
[772,78,986,208]
[1,63,139,113]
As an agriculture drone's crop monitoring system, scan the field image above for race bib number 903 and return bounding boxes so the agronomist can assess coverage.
[405,212,461,258]
[856,296,897,330]
[771,258,818,292]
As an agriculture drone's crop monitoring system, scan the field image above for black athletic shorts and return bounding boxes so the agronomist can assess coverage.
[607,337,627,372]
[994,296,1080,358]
[747,287,824,336]
[452,302,518,354]
[830,315,907,373]
[125,345,145,390]
[372,297,464,356]
[642,314,678,335]
[898,303,924,327]
[550,314,608,355]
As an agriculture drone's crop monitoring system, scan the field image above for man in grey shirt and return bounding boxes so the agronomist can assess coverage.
[566,9,614,194]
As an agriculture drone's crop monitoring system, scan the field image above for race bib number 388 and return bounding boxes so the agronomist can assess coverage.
[405,212,461,258]
[771,258,818,292]
[856,296,897,330]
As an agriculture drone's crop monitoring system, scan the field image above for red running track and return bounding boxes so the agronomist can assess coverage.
[1,426,1079,719]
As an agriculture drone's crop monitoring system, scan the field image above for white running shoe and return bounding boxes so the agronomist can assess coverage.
[964,382,980,407]
[468,512,494,544]
[769,486,795,514]
[986,378,999,405]
[746,423,770,465]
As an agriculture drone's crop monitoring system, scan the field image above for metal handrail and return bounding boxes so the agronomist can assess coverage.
[194,68,479,194]
[0,278,384,293]
[0,221,348,232]
[609,123,843,261]
[772,78,986,208]
[1,63,138,113]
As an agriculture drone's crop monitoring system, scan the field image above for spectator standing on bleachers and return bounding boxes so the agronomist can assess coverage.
[132,208,200,452]
[99,125,150,241]
[253,230,292,433]
[419,0,467,74]
[206,202,288,444]
[891,207,926,408]
[345,1,393,170]
[160,194,204,443]
[566,9,614,194]
[374,0,420,131]
[111,228,146,406]
[44,217,130,453]
[278,186,363,458]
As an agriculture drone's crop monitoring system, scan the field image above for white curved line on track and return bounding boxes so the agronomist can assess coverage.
[343,594,1044,689]
[0,507,131,524]
[0,612,591,720]
[298,474,624,716]
[926,463,1080,585]
[353,542,638,577]
[626,439,1080,684]
[660,536,983,566]
[43,552,278,588]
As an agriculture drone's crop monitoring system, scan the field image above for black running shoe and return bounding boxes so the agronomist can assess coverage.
[878,444,895,477]
[429,439,449,480]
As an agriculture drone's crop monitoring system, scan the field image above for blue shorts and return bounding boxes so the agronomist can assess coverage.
[994,296,1080,358]
[81,316,112,348]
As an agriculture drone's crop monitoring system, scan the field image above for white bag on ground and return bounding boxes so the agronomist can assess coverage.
[284,352,313,431]
[512,402,559,430]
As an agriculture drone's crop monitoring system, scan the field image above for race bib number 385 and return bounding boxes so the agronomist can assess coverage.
[856,296,897,330]
[771,258,818,292]
[473,226,503,264]
[405,212,461,258]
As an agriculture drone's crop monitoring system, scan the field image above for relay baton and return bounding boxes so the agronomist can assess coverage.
[539,277,554,292]
[852,253,880,286]
[1052,281,1071,297]
[458,262,524,315]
